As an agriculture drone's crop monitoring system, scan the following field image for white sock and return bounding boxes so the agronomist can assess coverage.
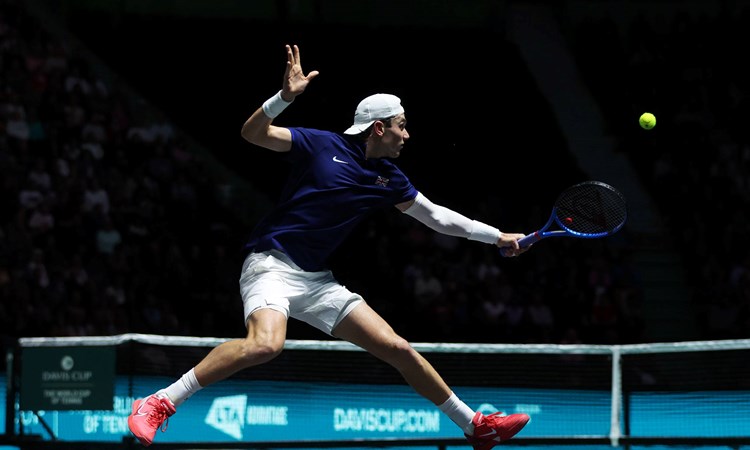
[437,392,475,435]
[161,368,202,407]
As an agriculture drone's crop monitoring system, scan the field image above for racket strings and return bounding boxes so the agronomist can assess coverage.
[554,182,627,236]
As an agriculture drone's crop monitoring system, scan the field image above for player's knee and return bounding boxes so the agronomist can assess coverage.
[382,336,419,364]
[240,337,283,365]
[255,343,283,364]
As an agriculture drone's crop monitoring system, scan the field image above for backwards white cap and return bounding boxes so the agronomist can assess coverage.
[343,93,404,135]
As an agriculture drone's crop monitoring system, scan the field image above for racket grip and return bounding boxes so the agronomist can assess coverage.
[518,232,540,248]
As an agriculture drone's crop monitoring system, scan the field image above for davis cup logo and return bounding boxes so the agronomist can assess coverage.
[61,355,74,371]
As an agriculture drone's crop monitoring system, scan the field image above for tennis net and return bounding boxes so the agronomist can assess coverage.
[4,334,750,449]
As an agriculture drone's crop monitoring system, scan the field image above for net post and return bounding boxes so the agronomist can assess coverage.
[609,345,622,447]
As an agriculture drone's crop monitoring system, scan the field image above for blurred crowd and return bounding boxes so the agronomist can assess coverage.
[2,0,746,348]
[0,0,247,340]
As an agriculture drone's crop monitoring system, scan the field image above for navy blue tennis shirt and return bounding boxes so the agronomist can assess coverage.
[245,127,418,272]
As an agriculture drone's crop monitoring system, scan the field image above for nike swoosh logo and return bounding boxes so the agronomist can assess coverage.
[332,156,348,164]
[478,429,498,438]
[135,399,149,416]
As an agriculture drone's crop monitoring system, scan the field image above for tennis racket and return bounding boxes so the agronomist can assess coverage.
[513,180,627,250]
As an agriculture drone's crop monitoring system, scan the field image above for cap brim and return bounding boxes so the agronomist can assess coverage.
[343,120,375,135]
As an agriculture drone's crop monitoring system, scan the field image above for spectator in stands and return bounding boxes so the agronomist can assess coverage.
[526,288,555,343]
[95,214,121,255]
[413,261,444,310]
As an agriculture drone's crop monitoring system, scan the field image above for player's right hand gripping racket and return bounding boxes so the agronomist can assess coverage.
[514,180,627,251]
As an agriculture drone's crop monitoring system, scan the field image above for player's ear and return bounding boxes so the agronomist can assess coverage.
[374,120,386,136]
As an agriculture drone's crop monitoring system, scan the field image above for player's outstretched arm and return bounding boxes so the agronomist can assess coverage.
[400,193,527,257]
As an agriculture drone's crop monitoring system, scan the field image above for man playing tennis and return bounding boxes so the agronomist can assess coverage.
[128,44,530,449]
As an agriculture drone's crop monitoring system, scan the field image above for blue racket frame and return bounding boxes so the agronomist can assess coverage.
[518,207,624,248]
[513,180,627,251]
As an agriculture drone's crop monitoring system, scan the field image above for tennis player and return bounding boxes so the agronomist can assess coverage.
[128,44,530,448]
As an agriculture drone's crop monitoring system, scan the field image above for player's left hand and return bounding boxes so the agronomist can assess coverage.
[282,44,319,100]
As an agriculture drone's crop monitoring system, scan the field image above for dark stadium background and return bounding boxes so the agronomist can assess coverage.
[5,0,750,344]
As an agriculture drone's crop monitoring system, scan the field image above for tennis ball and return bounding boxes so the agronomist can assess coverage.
[639,112,656,130]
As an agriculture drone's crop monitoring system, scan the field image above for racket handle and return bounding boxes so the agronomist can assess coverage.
[518,232,540,248]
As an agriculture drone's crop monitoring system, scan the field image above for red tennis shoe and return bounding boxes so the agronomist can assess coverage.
[465,411,530,450]
[128,393,176,446]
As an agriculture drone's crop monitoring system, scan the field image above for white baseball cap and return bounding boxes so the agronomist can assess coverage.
[343,93,404,135]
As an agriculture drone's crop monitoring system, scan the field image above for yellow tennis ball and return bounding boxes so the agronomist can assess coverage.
[639,112,656,130]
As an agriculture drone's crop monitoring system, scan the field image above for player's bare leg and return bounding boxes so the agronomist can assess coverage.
[128,309,288,446]
[333,302,529,450]
[332,302,451,404]
[193,309,288,386]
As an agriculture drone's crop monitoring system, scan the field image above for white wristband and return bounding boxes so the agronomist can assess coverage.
[262,90,292,119]
[468,220,501,244]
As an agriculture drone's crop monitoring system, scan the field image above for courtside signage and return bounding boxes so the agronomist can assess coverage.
[13,377,594,442]
[11,376,750,442]
[20,347,115,410]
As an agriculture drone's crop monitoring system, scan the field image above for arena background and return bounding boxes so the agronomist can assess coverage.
[32,0,747,345]
[2,0,750,448]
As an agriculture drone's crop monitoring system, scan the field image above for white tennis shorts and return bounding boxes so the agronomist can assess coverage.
[239,250,364,336]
